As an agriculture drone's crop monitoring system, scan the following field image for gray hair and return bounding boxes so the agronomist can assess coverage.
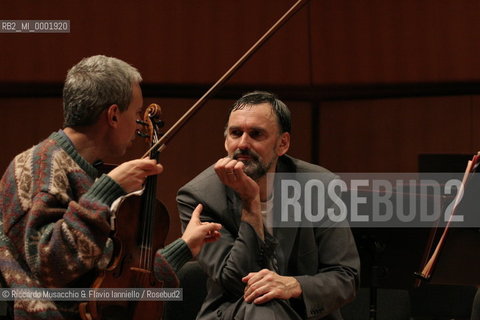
[62,55,142,127]
[228,91,291,134]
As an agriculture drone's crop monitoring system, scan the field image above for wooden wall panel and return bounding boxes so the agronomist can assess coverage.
[4,0,480,86]
[0,98,63,172]
[0,0,310,86]
[285,101,314,162]
[310,0,480,84]
[0,0,480,86]
[317,96,474,172]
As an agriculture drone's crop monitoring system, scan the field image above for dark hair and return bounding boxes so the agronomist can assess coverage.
[62,55,142,127]
[228,91,291,133]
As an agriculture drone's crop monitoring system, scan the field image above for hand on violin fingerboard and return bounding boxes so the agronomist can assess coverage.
[108,158,163,193]
[182,204,222,257]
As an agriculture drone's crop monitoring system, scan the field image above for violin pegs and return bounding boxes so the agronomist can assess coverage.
[136,129,149,138]
[136,119,148,126]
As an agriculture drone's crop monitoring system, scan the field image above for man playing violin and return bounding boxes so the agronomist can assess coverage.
[177,91,359,319]
[0,55,221,319]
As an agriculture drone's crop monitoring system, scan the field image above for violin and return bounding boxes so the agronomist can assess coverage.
[79,104,169,320]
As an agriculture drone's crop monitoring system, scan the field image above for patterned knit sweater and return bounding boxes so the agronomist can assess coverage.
[0,131,192,319]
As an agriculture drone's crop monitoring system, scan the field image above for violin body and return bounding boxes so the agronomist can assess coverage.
[80,187,170,320]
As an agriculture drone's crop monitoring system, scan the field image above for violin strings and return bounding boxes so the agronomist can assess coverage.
[140,128,160,270]
[139,176,155,269]
[146,175,156,269]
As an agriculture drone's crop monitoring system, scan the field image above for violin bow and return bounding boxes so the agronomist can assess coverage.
[142,0,311,158]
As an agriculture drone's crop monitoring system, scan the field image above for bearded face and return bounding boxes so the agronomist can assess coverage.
[224,103,290,182]
[232,148,275,181]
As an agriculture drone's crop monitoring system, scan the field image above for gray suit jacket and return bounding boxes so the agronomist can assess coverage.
[177,155,360,319]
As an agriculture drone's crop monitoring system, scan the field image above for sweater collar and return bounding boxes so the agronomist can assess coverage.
[50,130,99,179]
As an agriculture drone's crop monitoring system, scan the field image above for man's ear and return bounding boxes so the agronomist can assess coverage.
[277,132,290,156]
[106,104,120,127]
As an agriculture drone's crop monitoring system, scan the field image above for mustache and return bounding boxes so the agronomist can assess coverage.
[232,149,260,162]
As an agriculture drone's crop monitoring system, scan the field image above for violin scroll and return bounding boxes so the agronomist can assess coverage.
[136,103,164,147]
